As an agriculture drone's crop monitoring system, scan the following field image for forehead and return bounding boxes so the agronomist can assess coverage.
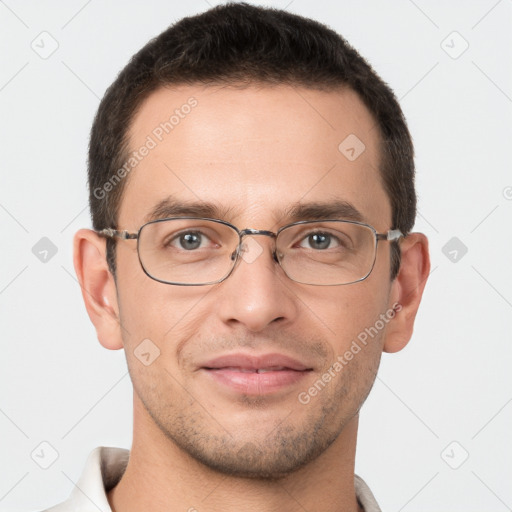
[119,83,390,229]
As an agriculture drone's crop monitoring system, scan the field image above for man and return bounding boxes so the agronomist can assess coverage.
[49,3,430,511]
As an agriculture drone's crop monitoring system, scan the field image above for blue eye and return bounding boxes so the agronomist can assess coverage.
[166,231,211,251]
[300,232,341,250]
[308,233,330,250]
[179,232,203,250]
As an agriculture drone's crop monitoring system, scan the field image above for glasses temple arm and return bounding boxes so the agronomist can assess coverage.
[376,229,404,242]
[97,228,138,240]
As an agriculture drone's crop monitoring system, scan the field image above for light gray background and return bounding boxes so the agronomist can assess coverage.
[1,1,511,511]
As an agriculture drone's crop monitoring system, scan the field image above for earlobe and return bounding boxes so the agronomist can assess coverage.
[383,233,430,353]
[73,229,124,350]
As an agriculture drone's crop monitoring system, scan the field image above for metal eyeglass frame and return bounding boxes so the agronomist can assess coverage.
[97,217,404,286]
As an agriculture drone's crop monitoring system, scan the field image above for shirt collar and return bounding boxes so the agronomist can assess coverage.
[47,447,128,512]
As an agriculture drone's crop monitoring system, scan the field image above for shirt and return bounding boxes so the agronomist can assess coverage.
[42,446,382,512]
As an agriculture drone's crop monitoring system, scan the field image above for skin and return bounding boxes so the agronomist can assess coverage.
[74,83,430,512]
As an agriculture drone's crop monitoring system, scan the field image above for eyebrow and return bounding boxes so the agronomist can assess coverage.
[144,196,365,225]
[284,200,364,223]
[144,196,234,223]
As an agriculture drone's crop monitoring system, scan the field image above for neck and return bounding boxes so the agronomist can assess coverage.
[108,396,363,512]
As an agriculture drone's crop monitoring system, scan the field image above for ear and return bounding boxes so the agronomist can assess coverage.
[383,233,430,353]
[73,229,124,350]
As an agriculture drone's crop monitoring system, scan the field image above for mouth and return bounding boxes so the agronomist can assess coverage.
[199,353,314,395]
[205,366,305,373]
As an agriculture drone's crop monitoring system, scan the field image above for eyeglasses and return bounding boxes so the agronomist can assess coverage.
[98,217,403,286]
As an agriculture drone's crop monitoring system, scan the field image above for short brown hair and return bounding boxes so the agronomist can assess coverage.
[88,2,415,278]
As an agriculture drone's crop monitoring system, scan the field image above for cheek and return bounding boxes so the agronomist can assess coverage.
[293,279,391,352]
[114,246,212,351]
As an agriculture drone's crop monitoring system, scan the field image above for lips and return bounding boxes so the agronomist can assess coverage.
[199,353,313,395]
[200,353,312,372]
[218,366,291,373]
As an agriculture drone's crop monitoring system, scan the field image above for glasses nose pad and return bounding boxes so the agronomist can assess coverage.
[230,248,238,261]
[230,239,279,265]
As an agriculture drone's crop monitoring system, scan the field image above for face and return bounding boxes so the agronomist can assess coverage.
[114,84,396,478]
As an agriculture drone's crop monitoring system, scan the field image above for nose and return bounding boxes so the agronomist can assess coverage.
[215,234,299,333]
